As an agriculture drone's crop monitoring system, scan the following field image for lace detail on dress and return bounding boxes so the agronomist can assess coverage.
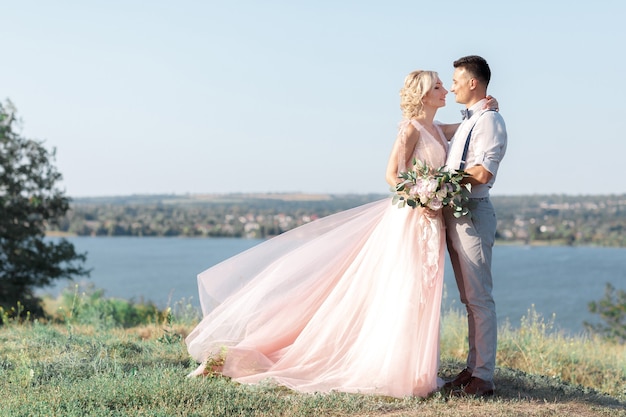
[417,215,442,304]
[394,119,446,304]
[396,119,447,176]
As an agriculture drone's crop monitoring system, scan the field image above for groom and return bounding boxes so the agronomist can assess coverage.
[443,55,507,397]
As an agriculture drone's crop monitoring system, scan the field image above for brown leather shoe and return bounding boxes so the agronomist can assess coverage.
[443,368,473,390]
[455,377,495,397]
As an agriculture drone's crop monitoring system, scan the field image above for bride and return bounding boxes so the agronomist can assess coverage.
[185,70,486,398]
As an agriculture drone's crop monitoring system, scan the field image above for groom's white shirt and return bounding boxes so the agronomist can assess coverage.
[446,98,508,198]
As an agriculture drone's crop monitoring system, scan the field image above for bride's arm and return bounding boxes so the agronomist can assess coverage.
[439,123,460,141]
[385,138,402,188]
[385,124,419,187]
[438,96,500,141]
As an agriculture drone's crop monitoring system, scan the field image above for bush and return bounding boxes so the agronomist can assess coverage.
[52,284,168,328]
[585,283,626,343]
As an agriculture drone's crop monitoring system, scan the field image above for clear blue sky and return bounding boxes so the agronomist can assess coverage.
[1,0,624,197]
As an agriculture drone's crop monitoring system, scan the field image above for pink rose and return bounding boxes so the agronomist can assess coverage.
[428,197,443,211]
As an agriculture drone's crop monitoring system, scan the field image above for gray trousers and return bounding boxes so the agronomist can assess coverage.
[444,197,497,381]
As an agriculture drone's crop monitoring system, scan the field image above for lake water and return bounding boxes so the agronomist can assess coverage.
[41,237,626,335]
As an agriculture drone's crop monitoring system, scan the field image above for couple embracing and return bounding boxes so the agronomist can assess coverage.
[185,55,507,398]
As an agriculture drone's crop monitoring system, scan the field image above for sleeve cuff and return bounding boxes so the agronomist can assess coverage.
[473,152,499,175]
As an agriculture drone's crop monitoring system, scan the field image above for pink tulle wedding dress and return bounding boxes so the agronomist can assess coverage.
[185,120,448,398]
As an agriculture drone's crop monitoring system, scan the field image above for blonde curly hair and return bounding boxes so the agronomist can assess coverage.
[400,70,438,119]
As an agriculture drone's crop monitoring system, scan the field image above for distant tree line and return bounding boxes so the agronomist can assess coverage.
[51,194,386,238]
[47,193,626,247]
[493,194,626,247]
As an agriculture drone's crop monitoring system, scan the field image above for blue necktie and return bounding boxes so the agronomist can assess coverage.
[460,109,471,120]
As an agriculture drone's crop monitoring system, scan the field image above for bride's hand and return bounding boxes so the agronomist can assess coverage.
[484,95,499,112]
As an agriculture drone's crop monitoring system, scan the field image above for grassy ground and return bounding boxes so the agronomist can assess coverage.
[0,292,624,417]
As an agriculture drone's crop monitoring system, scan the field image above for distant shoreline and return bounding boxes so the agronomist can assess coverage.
[44,233,610,249]
[46,194,626,247]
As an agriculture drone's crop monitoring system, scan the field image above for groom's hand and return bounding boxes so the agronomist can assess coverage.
[484,95,499,112]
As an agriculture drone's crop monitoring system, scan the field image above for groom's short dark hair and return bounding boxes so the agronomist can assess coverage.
[454,55,491,87]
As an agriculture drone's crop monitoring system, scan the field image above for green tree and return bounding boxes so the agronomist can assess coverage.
[0,100,89,319]
[585,283,626,343]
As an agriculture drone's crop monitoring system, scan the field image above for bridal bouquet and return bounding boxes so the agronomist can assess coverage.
[392,159,472,218]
